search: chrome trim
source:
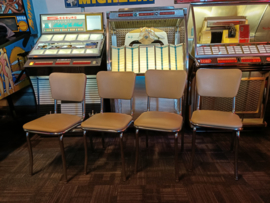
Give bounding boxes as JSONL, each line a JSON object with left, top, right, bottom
{"left": 54, "top": 100, "right": 57, "bottom": 114}
{"left": 232, "top": 97, "right": 236, "bottom": 114}
{"left": 180, "top": 98, "right": 182, "bottom": 116}
{"left": 190, "top": 122, "right": 243, "bottom": 131}
{"left": 168, "top": 44, "right": 171, "bottom": 70}
{"left": 138, "top": 45, "right": 141, "bottom": 73}
{"left": 82, "top": 120, "right": 133, "bottom": 133}
{"left": 134, "top": 125, "right": 181, "bottom": 133}
{"left": 130, "top": 98, "right": 134, "bottom": 116}
{"left": 191, "top": 6, "right": 198, "bottom": 59}
{"left": 184, "top": 14, "right": 189, "bottom": 72}
{"left": 82, "top": 100, "right": 85, "bottom": 121}
{"left": 263, "top": 72, "right": 270, "bottom": 122}
{"left": 106, "top": 19, "right": 111, "bottom": 70}
{"left": 100, "top": 98, "right": 104, "bottom": 113}
{"left": 197, "top": 95, "right": 200, "bottom": 110}
{"left": 24, "top": 122, "right": 82, "bottom": 136}
{"left": 147, "top": 96, "right": 150, "bottom": 111}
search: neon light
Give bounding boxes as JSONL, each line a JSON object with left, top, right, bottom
{"left": 118, "top": 13, "right": 133, "bottom": 17}
{"left": 217, "top": 58, "right": 237, "bottom": 63}
{"left": 160, "top": 12, "right": 175, "bottom": 15}
{"left": 241, "top": 57, "right": 261, "bottom": 63}
{"left": 139, "top": 13, "right": 154, "bottom": 16}
{"left": 200, "top": 59, "right": 212, "bottom": 64}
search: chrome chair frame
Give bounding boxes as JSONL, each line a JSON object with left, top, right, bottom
{"left": 134, "top": 96, "right": 184, "bottom": 182}
{"left": 82, "top": 98, "right": 134, "bottom": 182}
{"left": 25, "top": 99, "right": 85, "bottom": 182}
{"left": 190, "top": 95, "right": 243, "bottom": 180}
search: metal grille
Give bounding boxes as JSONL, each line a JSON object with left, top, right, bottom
{"left": 30, "top": 76, "right": 100, "bottom": 116}
{"left": 112, "top": 27, "right": 177, "bottom": 47}
{"left": 112, "top": 19, "right": 182, "bottom": 29}
{"left": 201, "top": 79, "right": 264, "bottom": 114}
{"left": 109, "top": 19, "right": 186, "bottom": 47}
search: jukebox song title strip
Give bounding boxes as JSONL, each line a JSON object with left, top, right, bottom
{"left": 65, "top": 0, "right": 155, "bottom": 8}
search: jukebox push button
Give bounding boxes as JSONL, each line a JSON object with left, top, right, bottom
{"left": 73, "top": 61, "right": 91, "bottom": 65}
{"left": 34, "top": 61, "right": 54, "bottom": 65}
{"left": 241, "top": 57, "right": 261, "bottom": 63}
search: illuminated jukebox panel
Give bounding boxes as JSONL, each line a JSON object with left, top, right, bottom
{"left": 111, "top": 44, "right": 184, "bottom": 73}
{"left": 107, "top": 7, "right": 189, "bottom": 74}
{"left": 25, "top": 13, "right": 106, "bottom": 117}
{"left": 106, "top": 7, "right": 189, "bottom": 118}
{"left": 185, "top": 1, "right": 270, "bottom": 127}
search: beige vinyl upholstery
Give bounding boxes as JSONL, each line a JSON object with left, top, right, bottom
{"left": 82, "top": 71, "right": 136, "bottom": 181}
{"left": 191, "top": 110, "right": 242, "bottom": 129}
{"left": 24, "top": 72, "right": 87, "bottom": 183}
{"left": 190, "top": 69, "right": 243, "bottom": 180}
{"left": 23, "top": 114, "right": 81, "bottom": 133}
{"left": 134, "top": 111, "right": 183, "bottom": 131}
{"left": 196, "top": 69, "right": 242, "bottom": 98}
{"left": 81, "top": 113, "right": 132, "bottom": 131}
{"left": 97, "top": 71, "right": 136, "bottom": 100}
{"left": 49, "top": 73, "right": 86, "bottom": 102}
{"left": 134, "top": 70, "right": 187, "bottom": 182}
{"left": 145, "top": 70, "right": 187, "bottom": 99}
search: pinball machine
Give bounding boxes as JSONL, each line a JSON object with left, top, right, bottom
{"left": 0, "top": 0, "right": 37, "bottom": 117}
{"left": 106, "top": 7, "right": 189, "bottom": 118}
{"left": 184, "top": 0, "right": 270, "bottom": 127}
{"left": 24, "top": 13, "right": 107, "bottom": 117}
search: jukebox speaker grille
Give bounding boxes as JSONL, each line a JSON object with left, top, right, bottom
{"left": 201, "top": 79, "right": 264, "bottom": 114}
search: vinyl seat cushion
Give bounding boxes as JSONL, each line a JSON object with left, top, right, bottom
{"left": 23, "top": 114, "right": 82, "bottom": 133}
{"left": 134, "top": 111, "right": 183, "bottom": 131}
{"left": 81, "top": 113, "right": 133, "bottom": 132}
{"left": 191, "top": 110, "right": 242, "bottom": 129}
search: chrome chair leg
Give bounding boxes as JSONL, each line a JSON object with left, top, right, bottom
{"left": 26, "top": 132, "right": 33, "bottom": 175}
{"left": 102, "top": 132, "right": 105, "bottom": 149}
{"left": 59, "top": 134, "right": 67, "bottom": 182}
{"left": 175, "top": 132, "right": 179, "bottom": 182}
{"left": 89, "top": 133, "right": 94, "bottom": 152}
{"left": 181, "top": 130, "right": 184, "bottom": 152}
{"left": 83, "top": 131, "right": 88, "bottom": 175}
{"left": 135, "top": 129, "right": 139, "bottom": 174}
{"left": 230, "top": 131, "right": 235, "bottom": 151}
{"left": 190, "top": 127, "right": 196, "bottom": 171}
{"left": 235, "top": 131, "right": 240, "bottom": 181}
{"left": 120, "top": 132, "right": 126, "bottom": 181}
{"left": 146, "top": 130, "right": 149, "bottom": 148}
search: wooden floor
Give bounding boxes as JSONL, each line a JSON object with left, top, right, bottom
{"left": 0, "top": 119, "right": 270, "bottom": 203}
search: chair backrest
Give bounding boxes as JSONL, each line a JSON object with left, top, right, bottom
{"left": 196, "top": 69, "right": 242, "bottom": 98}
{"left": 97, "top": 71, "right": 136, "bottom": 100}
{"left": 145, "top": 70, "right": 187, "bottom": 99}
{"left": 49, "top": 73, "right": 86, "bottom": 102}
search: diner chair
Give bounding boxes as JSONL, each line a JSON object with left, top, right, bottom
{"left": 134, "top": 70, "right": 187, "bottom": 182}
{"left": 82, "top": 71, "right": 136, "bottom": 182}
{"left": 190, "top": 69, "right": 243, "bottom": 180}
{"left": 23, "top": 73, "right": 86, "bottom": 182}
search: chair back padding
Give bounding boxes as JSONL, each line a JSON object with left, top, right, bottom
{"left": 49, "top": 73, "right": 86, "bottom": 102}
{"left": 145, "top": 70, "right": 187, "bottom": 99}
{"left": 196, "top": 69, "right": 242, "bottom": 98}
{"left": 97, "top": 71, "right": 136, "bottom": 100}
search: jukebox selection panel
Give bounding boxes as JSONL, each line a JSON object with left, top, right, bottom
{"left": 197, "top": 44, "right": 270, "bottom": 55}
{"left": 29, "top": 33, "right": 103, "bottom": 56}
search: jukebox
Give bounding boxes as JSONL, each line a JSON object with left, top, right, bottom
{"left": 106, "top": 7, "right": 189, "bottom": 118}
{"left": 24, "top": 13, "right": 107, "bottom": 117}
{"left": 185, "top": 1, "right": 270, "bottom": 127}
